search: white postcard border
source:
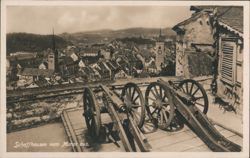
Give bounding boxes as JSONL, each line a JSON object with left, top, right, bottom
{"left": 1, "top": 1, "right": 249, "bottom": 158}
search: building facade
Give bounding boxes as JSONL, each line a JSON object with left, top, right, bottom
{"left": 173, "top": 6, "right": 244, "bottom": 114}
{"left": 173, "top": 11, "right": 214, "bottom": 77}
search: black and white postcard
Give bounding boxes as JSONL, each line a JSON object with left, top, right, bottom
{"left": 1, "top": 1, "right": 249, "bottom": 158}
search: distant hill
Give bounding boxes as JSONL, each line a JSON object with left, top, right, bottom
{"left": 116, "top": 37, "right": 155, "bottom": 45}
{"left": 7, "top": 28, "right": 176, "bottom": 54}
{"left": 7, "top": 33, "right": 72, "bottom": 55}
{"left": 59, "top": 27, "right": 176, "bottom": 45}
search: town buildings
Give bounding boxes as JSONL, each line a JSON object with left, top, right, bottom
{"left": 6, "top": 26, "right": 177, "bottom": 91}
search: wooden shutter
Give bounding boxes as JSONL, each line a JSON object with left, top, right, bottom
{"left": 220, "top": 40, "right": 236, "bottom": 84}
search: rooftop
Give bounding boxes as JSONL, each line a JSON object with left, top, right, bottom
{"left": 173, "top": 6, "right": 243, "bottom": 36}
{"left": 191, "top": 6, "right": 243, "bottom": 34}
{"left": 18, "top": 68, "right": 54, "bottom": 77}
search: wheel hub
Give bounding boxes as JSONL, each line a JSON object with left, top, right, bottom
{"left": 152, "top": 97, "right": 164, "bottom": 109}
{"left": 124, "top": 96, "right": 133, "bottom": 111}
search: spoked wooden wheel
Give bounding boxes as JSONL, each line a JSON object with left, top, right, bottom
{"left": 83, "top": 87, "right": 101, "bottom": 137}
{"left": 165, "top": 110, "right": 184, "bottom": 132}
{"left": 178, "top": 79, "right": 209, "bottom": 114}
{"left": 145, "top": 82, "right": 175, "bottom": 130}
{"left": 121, "top": 82, "right": 145, "bottom": 128}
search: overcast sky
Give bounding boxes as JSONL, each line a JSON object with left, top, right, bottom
{"left": 7, "top": 6, "right": 191, "bottom": 34}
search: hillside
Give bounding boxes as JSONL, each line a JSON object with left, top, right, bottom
{"left": 60, "top": 27, "right": 176, "bottom": 45}
{"left": 7, "top": 28, "right": 176, "bottom": 54}
{"left": 7, "top": 33, "right": 71, "bottom": 54}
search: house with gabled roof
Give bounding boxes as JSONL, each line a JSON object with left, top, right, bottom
{"left": 173, "top": 6, "right": 243, "bottom": 114}
{"left": 172, "top": 9, "right": 214, "bottom": 77}
{"left": 197, "top": 6, "right": 243, "bottom": 115}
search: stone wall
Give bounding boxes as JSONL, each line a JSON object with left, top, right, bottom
{"left": 182, "top": 13, "right": 214, "bottom": 45}
{"left": 7, "top": 94, "right": 83, "bottom": 132}
{"left": 184, "top": 52, "right": 213, "bottom": 78}
{"left": 6, "top": 76, "right": 215, "bottom": 133}
{"left": 175, "top": 12, "right": 214, "bottom": 77}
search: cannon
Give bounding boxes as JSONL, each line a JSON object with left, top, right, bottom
{"left": 82, "top": 83, "right": 151, "bottom": 152}
{"left": 145, "top": 78, "right": 241, "bottom": 152}
{"left": 82, "top": 78, "right": 241, "bottom": 152}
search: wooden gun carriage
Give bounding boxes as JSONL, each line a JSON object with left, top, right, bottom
{"left": 83, "top": 78, "right": 242, "bottom": 152}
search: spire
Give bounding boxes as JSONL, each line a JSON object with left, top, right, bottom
{"left": 51, "top": 28, "right": 59, "bottom": 73}
{"left": 52, "top": 28, "right": 56, "bottom": 51}
{"left": 159, "top": 28, "right": 162, "bottom": 38}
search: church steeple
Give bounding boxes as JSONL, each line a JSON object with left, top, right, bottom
{"left": 48, "top": 28, "right": 59, "bottom": 73}
{"left": 52, "top": 28, "right": 56, "bottom": 51}
{"left": 157, "top": 28, "right": 164, "bottom": 42}
{"left": 159, "top": 28, "right": 162, "bottom": 38}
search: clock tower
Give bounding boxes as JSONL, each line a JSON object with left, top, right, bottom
{"left": 155, "top": 29, "right": 165, "bottom": 71}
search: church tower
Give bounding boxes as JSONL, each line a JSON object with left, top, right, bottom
{"left": 47, "top": 29, "right": 59, "bottom": 72}
{"left": 47, "top": 48, "right": 55, "bottom": 70}
{"left": 155, "top": 28, "right": 165, "bottom": 71}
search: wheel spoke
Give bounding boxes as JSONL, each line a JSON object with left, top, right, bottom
{"left": 160, "top": 110, "right": 163, "bottom": 123}
{"left": 189, "top": 83, "right": 194, "bottom": 94}
{"left": 160, "top": 86, "right": 163, "bottom": 98}
{"left": 131, "top": 104, "right": 141, "bottom": 108}
{"left": 162, "top": 101, "right": 169, "bottom": 105}
{"left": 148, "top": 96, "right": 156, "bottom": 102}
{"left": 162, "top": 93, "right": 167, "bottom": 101}
{"left": 162, "top": 106, "right": 169, "bottom": 112}
{"left": 133, "top": 94, "right": 140, "bottom": 103}
{"left": 181, "top": 87, "right": 185, "bottom": 93}
{"left": 131, "top": 108, "right": 141, "bottom": 119}
{"left": 162, "top": 110, "right": 168, "bottom": 122}
{"left": 150, "top": 89, "right": 157, "bottom": 98}
{"left": 131, "top": 88, "right": 136, "bottom": 101}
{"left": 194, "top": 96, "right": 204, "bottom": 101}
{"left": 128, "top": 87, "right": 132, "bottom": 98}
{"left": 192, "top": 87, "right": 199, "bottom": 96}
{"left": 185, "top": 82, "right": 189, "bottom": 94}
{"left": 150, "top": 108, "right": 158, "bottom": 115}
{"left": 125, "top": 90, "right": 131, "bottom": 100}
{"left": 195, "top": 102, "right": 205, "bottom": 107}
{"left": 153, "top": 86, "right": 160, "bottom": 98}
